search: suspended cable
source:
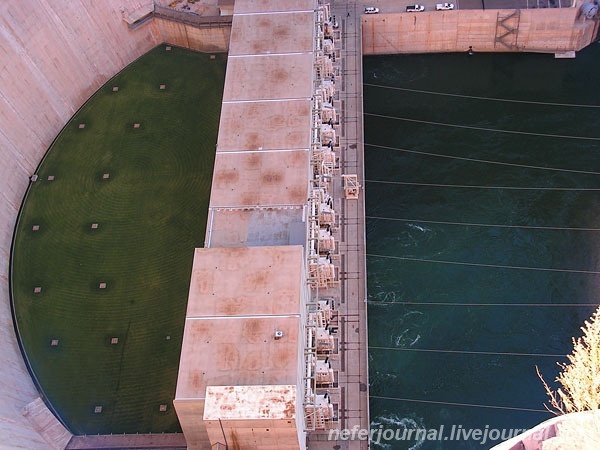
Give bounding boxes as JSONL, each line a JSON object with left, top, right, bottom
{"left": 366, "top": 179, "right": 600, "bottom": 191}
{"left": 368, "top": 300, "right": 598, "bottom": 308}
{"left": 369, "top": 346, "right": 567, "bottom": 358}
{"left": 365, "top": 143, "right": 600, "bottom": 176}
{"left": 370, "top": 396, "right": 549, "bottom": 413}
{"left": 366, "top": 216, "right": 600, "bottom": 232}
{"left": 363, "top": 83, "right": 600, "bottom": 108}
{"left": 364, "top": 113, "right": 600, "bottom": 141}
{"left": 367, "top": 253, "right": 600, "bottom": 275}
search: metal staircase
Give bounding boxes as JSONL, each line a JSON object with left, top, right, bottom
{"left": 495, "top": 10, "right": 521, "bottom": 49}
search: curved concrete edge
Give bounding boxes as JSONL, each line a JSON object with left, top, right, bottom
{"left": 22, "top": 398, "right": 72, "bottom": 450}
{"left": 0, "top": 1, "right": 229, "bottom": 448}
{"left": 489, "top": 410, "right": 600, "bottom": 450}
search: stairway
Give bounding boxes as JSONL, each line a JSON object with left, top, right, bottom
{"left": 495, "top": 10, "right": 521, "bottom": 49}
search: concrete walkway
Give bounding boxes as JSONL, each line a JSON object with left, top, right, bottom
{"left": 308, "top": 1, "right": 370, "bottom": 448}
{"left": 66, "top": 433, "right": 186, "bottom": 449}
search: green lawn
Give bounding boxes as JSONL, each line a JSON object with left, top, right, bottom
{"left": 11, "top": 45, "right": 226, "bottom": 434}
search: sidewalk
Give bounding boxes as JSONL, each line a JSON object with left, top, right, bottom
{"left": 308, "top": 1, "right": 370, "bottom": 448}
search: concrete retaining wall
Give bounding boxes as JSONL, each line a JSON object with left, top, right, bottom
{"left": 0, "top": 1, "right": 229, "bottom": 448}
{"left": 153, "top": 18, "right": 231, "bottom": 52}
{"left": 489, "top": 410, "right": 600, "bottom": 449}
{"left": 362, "top": 7, "right": 598, "bottom": 54}
{"left": 1, "top": 1, "right": 596, "bottom": 447}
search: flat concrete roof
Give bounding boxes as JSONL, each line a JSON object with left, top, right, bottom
{"left": 222, "top": 53, "right": 314, "bottom": 101}
{"left": 233, "top": 0, "right": 315, "bottom": 14}
{"left": 175, "top": 3, "right": 316, "bottom": 441}
{"left": 175, "top": 246, "right": 304, "bottom": 401}
{"left": 175, "top": 316, "right": 300, "bottom": 399}
{"left": 217, "top": 100, "right": 311, "bottom": 151}
{"left": 206, "top": 0, "right": 315, "bottom": 248}
{"left": 230, "top": 12, "right": 314, "bottom": 55}
{"left": 207, "top": 208, "right": 305, "bottom": 248}
{"left": 209, "top": 150, "right": 309, "bottom": 207}
{"left": 186, "top": 246, "right": 303, "bottom": 317}
{"left": 204, "top": 385, "right": 297, "bottom": 420}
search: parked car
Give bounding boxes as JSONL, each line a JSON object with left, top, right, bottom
{"left": 436, "top": 2, "right": 455, "bottom": 9}
{"left": 406, "top": 4, "right": 425, "bottom": 11}
{"left": 364, "top": 7, "right": 380, "bottom": 14}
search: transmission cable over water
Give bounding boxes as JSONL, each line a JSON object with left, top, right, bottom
{"left": 367, "top": 253, "right": 600, "bottom": 275}
{"left": 367, "top": 215, "right": 600, "bottom": 232}
{"left": 366, "top": 180, "right": 600, "bottom": 191}
{"left": 365, "top": 113, "right": 600, "bottom": 141}
{"left": 368, "top": 300, "right": 598, "bottom": 307}
{"left": 370, "top": 396, "right": 549, "bottom": 413}
{"left": 365, "top": 143, "right": 600, "bottom": 176}
{"left": 369, "top": 346, "right": 567, "bottom": 358}
{"left": 364, "top": 83, "right": 600, "bottom": 108}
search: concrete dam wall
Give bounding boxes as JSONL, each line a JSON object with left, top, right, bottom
{"left": 1, "top": 0, "right": 596, "bottom": 448}
{"left": 363, "top": 6, "right": 598, "bottom": 54}
{"left": 0, "top": 1, "right": 228, "bottom": 448}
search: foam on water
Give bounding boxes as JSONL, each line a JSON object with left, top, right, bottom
{"left": 371, "top": 413, "right": 427, "bottom": 450}
{"left": 407, "top": 223, "right": 431, "bottom": 233}
{"left": 366, "top": 46, "right": 600, "bottom": 449}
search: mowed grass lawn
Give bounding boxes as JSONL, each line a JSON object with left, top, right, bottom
{"left": 11, "top": 45, "right": 226, "bottom": 435}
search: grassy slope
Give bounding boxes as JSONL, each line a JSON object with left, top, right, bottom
{"left": 12, "top": 45, "right": 226, "bottom": 434}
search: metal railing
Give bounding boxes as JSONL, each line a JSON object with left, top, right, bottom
{"left": 125, "top": 3, "right": 232, "bottom": 30}
{"left": 153, "top": 4, "right": 232, "bottom": 28}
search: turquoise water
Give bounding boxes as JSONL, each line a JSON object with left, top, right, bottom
{"left": 365, "top": 44, "right": 600, "bottom": 449}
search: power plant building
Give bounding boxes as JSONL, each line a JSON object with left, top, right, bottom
{"left": 5, "top": 0, "right": 596, "bottom": 447}
{"left": 174, "top": 1, "right": 342, "bottom": 448}
{"left": 174, "top": 246, "right": 307, "bottom": 449}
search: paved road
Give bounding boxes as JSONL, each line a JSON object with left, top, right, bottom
{"left": 307, "top": 1, "right": 370, "bottom": 449}
{"left": 356, "top": 0, "right": 571, "bottom": 13}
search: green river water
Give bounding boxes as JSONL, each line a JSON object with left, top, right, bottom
{"left": 364, "top": 43, "right": 600, "bottom": 449}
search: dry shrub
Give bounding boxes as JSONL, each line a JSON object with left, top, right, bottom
{"left": 537, "top": 306, "right": 600, "bottom": 414}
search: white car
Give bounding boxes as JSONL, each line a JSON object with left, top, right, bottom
{"left": 405, "top": 4, "right": 425, "bottom": 11}
{"left": 436, "top": 2, "right": 455, "bottom": 9}
{"left": 364, "top": 7, "right": 380, "bottom": 14}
